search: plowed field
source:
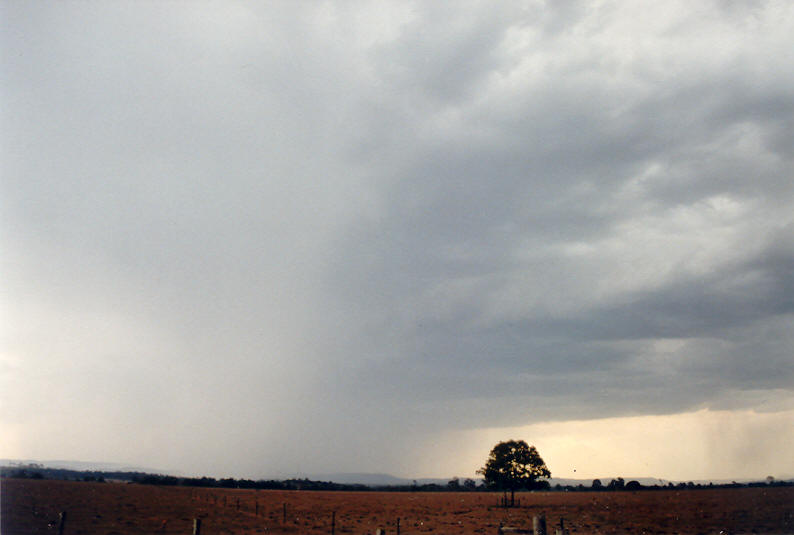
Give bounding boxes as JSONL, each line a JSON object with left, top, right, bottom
{"left": 2, "top": 479, "right": 792, "bottom": 534}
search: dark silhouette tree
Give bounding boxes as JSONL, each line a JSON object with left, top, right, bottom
{"left": 477, "top": 439, "right": 551, "bottom": 506}
{"left": 591, "top": 478, "right": 603, "bottom": 490}
{"left": 625, "top": 480, "right": 642, "bottom": 491}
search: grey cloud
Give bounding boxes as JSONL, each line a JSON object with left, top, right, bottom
{"left": 318, "top": 0, "right": 794, "bottom": 437}
{"left": 371, "top": 3, "right": 519, "bottom": 103}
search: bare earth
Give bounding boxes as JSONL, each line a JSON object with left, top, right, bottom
{"left": 2, "top": 479, "right": 792, "bottom": 534}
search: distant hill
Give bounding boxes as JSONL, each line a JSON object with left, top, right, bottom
{"left": 0, "top": 459, "right": 177, "bottom": 475}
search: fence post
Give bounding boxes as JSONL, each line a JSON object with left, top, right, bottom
{"left": 331, "top": 511, "right": 335, "bottom": 535}
{"left": 397, "top": 517, "right": 400, "bottom": 535}
{"left": 555, "top": 517, "right": 565, "bottom": 535}
{"left": 236, "top": 498, "right": 240, "bottom": 511}
{"left": 533, "top": 514, "right": 546, "bottom": 535}
{"left": 256, "top": 501, "right": 259, "bottom": 516}
{"left": 57, "top": 511, "right": 67, "bottom": 535}
{"left": 193, "top": 518, "right": 202, "bottom": 535}
{"left": 283, "top": 502, "right": 287, "bottom": 523}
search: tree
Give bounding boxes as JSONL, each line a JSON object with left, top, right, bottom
{"left": 625, "top": 480, "right": 642, "bottom": 491}
{"left": 591, "top": 478, "right": 603, "bottom": 490}
{"left": 477, "top": 440, "right": 551, "bottom": 506}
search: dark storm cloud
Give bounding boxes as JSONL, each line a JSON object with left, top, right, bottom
{"left": 2, "top": 1, "right": 793, "bottom": 477}
{"left": 319, "top": 0, "right": 794, "bottom": 434}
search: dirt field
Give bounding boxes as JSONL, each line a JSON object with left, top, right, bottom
{"left": 2, "top": 479, "right": 792, "bottom": 535}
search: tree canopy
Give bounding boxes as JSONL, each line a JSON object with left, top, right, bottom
{"left": 477, "top": 440, "right": 551, "bottom": 496}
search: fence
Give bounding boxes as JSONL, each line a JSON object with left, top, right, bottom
{"left": 49, "top": 507, "right": 565, "bottom": 535}
{"left": 499, "top": 515, "right": 569, "bottom": 535}
{"left": 31, "top": 485, "right": 572, "bottom": 535}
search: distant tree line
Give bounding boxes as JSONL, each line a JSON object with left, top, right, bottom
{"left": 131, "top": 474, "right": 374, "bottom": 491}
{"left": 2, "top": 464, "right": 791, "bottom": 491}
{"left": 551, "top": 477, "right": 794, "bottom": 492}
{"left": 124, "top": 475, "right": 482, "bottom": 492}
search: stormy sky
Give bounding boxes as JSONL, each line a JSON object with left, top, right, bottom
{"left": 2, "top": 1, "right": 793, "bottom": 481}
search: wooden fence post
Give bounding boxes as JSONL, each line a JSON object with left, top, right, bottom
{"left": 236, "top": 498, "right": 240, "bottom": 511}
{"left": 193, "top": 518, "right": 202, "bottom": 535}
{"left": 331, "top": 511, "right": 336, "bottom": 535}
{"left": 57, "top": 511, "right": 67, "bottom": 535}
{"left": 283, "top": 502, "right": 287, "bottom": 523}
{"left": 533, "top": 514, "right": 546, "bottom": 535}
{"left": 397, "top": 517, "right": 400, "bottom": 535}
{"left": 555, "top": 517, "right": 565, "bottom": 535}
{"left": 255, "top": 501, "right": 259, "bottom": 516}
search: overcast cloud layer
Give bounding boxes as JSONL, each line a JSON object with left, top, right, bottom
{"left": 2, "top": 1, "right": 793, "bottom": 479}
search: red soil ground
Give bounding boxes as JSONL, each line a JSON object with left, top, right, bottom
{"left": 1, "top": 479, "right": 792, "bottom": 535}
